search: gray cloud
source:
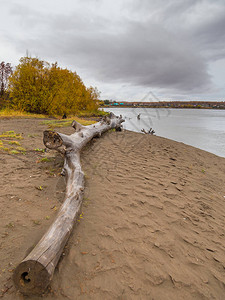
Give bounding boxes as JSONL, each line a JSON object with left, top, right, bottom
{"left": 129, "top": 0, "right": 225, "bottom": 61}
{"left": 2, "top": 0, "right": 225, "bottom": 100}
{"left": 192, "top": 13, "right": 225, "bottom": 61}
{"left": 8, "top": 3, "right": 211, "bottom": 93}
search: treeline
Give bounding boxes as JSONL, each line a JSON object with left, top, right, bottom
{"left": 7, "top": 56, "right": 100, "bottom": 115}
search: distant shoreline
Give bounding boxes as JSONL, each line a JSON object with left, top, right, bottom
{"left": 101, "top": 101, "right": 225, "bottom": 109}
{"left": 102, "top": 106, "right": 225, "bottom": 109}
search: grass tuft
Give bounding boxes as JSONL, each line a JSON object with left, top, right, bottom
{"left": 39, "top": 157, "right": 53, "bottom": 163}
{"left": 7, "top": 141, "right": 21, "bottom": 146}
{"left": 0, "top": 132, "right": 26, "bottom": 154}
{"left": 77, "top": 110, "right": 108, "bottom": 117}
{"left": 35, "top": 148, "right": 45, "bottom": 153}
{"left": 0, "top": 131, "right": 23, "bottom": 139}
{"left": 41, "top": 117, "right": 95, "bottom": 129}
{"left": 0, "top": 146, "right": 9, "bottom": 152}
{"left": 10, "top": 150, "right": 20, "bottom": 155}
{"left": 6, "top": 222, "right": 15, "bottom": 228}
{"left": 16, "top": 146, "right": 26, "bottom": 152}
{"left": 33, "top": 220, "right": 41, "bottom": 225}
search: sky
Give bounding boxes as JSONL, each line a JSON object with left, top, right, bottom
{"left": 1, "top": 0, "right": 225, "bottom": 102}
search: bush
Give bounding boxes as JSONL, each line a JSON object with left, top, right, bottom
{"left": 8, "top": 56, "right": 100, "bottom": 115}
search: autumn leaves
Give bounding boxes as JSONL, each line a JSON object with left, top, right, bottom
{"left": 8, "top": 56, "right": 100, "bottom": 115}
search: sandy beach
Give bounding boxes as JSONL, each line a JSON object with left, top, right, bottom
{"left": 0, "top": 118, "right": 225, "bottom": 299}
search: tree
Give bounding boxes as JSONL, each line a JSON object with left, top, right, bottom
{"left": 104, "top": 99, "right": 110, "bottom": 105}
{"left": 8, "top": 57, "right": 50, "bottom": 112}
{"left": 8, "top": 56, "right": 100, "bottom": 115}
{"left": 0, "top": 61, "right": 13, "bottom": 96}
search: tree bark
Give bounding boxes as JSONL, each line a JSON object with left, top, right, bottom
{"left": 13, "top": 113, "right": 124, "bottom": 296}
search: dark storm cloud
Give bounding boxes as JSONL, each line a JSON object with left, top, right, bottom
{"left": 7, "top": 0, "right": 225, "bottom": 95}
{"left": 131, "top": 0, "right": 225, "bottom": 61}
{"left": 65, "top": 20, "right": 210, "bottom": 92}
{"left": 191, "top": 13, "right": 225, "bottom": 61}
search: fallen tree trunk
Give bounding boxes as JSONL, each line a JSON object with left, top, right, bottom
{"left": 13, "top": 113, "right": 124, "bottom": 296}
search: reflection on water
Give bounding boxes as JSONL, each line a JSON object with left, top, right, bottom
{"left": 104, "top": 107, "right": 225, "bottom": 158}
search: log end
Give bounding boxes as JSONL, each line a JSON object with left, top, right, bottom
{"left": 13, "top": 260, "right": 51, "bottom": 296}
{"left": 43, "top": 130, "right": 63, "bottom": 149}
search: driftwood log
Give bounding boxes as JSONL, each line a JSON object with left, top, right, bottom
{"left": 141, "top": 128, "right": 155, "bottom": 135}
{"left": 13, "top": 113, "right": 124, "bottom": 296}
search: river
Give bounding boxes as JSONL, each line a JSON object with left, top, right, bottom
{"left": 103, "top": 107, "right": 225, "bottom": 158}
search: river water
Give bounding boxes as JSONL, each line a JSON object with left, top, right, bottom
{"left": 103, "top": 107, "right": 225, "bottom": 158}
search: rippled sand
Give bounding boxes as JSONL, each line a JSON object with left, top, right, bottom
{"left": 0, "top": 119, "right": 224, "bottom": 299}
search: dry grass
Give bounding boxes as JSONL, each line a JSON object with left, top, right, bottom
{"left": 7, "top": 140, "right": 21, "bottom": 146}
{"left": 0, "top": 130, "right": 26, "bottom": 154}
{"left": 0, "top": 109, "right": 98, "bottom": 131}
{"left": 0, "top": 108, "right": 107, "bottom": 119}
{"left": 0, "top": 108, "right": 47, "bottom": 119}
{"left": 40, "top": 118, "right": 96, "bottom": 129}
{"left": 0, "top": 130, "right": 23, "bottom": 139}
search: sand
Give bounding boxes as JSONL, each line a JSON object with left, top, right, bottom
{"left": 0, "top": 118, "right": 225, "bottom": 299}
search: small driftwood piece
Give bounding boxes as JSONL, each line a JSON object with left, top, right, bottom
{"left": 141, "top": 128, "right": 155, "bottom": 135}
{"left": 13, "top": 113, "right": 124, "bottom": 296}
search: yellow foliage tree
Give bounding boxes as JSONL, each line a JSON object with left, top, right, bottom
{"left": 8, "top": 56, "right": 100, "bottom": 115}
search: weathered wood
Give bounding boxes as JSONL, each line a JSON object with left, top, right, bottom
{"left": 13, "top": 113, "right": 124, "bottom": 296}
{"left": 141, "top": 128, "right": 155, "bottom": 135}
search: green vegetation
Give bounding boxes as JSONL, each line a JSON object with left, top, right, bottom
{"left": 40, "top": 118, "right": 95, "bottom": 129}
{"left": 0, "top": 130, "right": 26, "bottom": 154}
{"left": 39, "top": 157, "right": 53, "bottom": 163}
{"left": 6, "top": 222, "right": 14, "bottom": 228}
{"left": 83, "top": 197, "right": 91, "bottom": 207}
{"left": 46, "top": 168, "right": 57, "bottom": 176}
{"left": 34, "top": 148, "right": 45, "bottom": 153}
{"left": 16, "top": 146, "right": 26, "bottom": 152}
{"left": 33, "top": 220, "right": 41, "bottom": 225}
{"left": 8, "top": 56, "right": 100, "bottom": 116}
{"left": 0, "top": 146, "right": 9, "bottom": 152}
{"left": 7, "top": 141, "right": 21, "bottom": 146}
{"left": 104, "top": 100, "right": 110, "bottom": 105}
{"left": 0, "top": 108, "right": 47, "bottom": 118}
{"left": 0, "top": 130, "right": 23, "bottom": 139}
{"left": 77, "top": 109, "right": 107, "bottom": 117}
{"left": 36, "top": 186, "right": 44, "bottom": 191}
{"left": 10, "top": 150, "right": 20, "bottom": 155}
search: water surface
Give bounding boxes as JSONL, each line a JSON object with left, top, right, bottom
{"left": 104, "top": 107, "right": 225, "bottom": 158}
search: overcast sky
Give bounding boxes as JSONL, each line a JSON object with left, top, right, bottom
{"left": 1, "top": 0, "right": 225, "bottom": 101}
